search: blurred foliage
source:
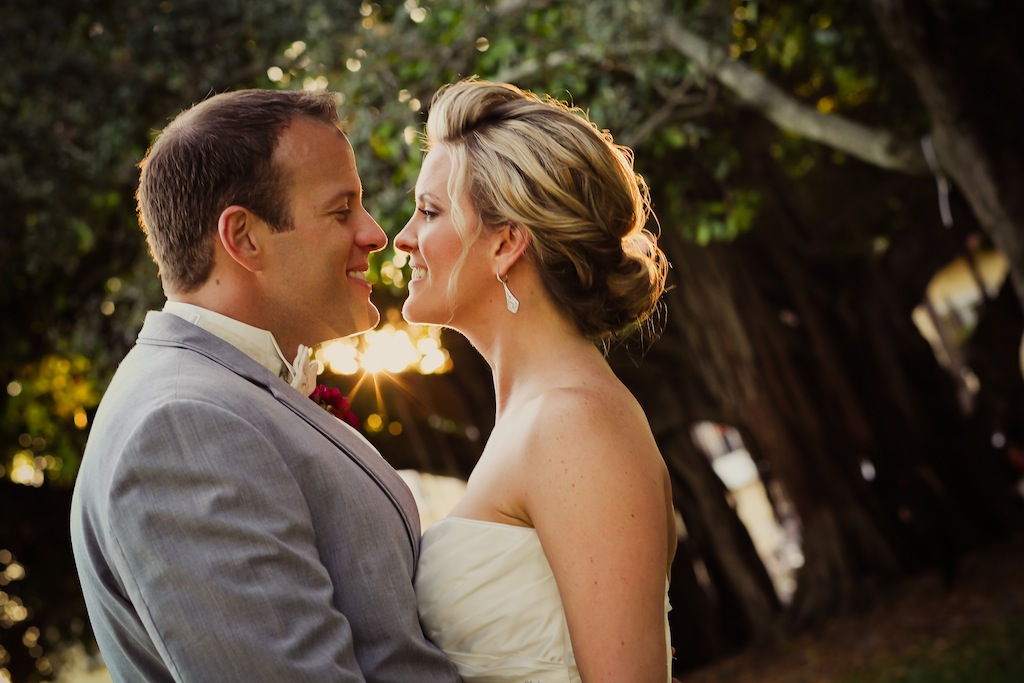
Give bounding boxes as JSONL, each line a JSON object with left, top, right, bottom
{"left": 0, "top": 0, "right": 925, "bottom": 480}
{"left": 3, "top": 355, "right": 100, "bottom": 487}
{"left": 293, "top": 0, "right": 923, "bottom": 262}
{"left": 1, "top": 0, "right": 362, "bottom": 481}
{"left": 0, "top": 0, "right": 1010, "bottom": 680}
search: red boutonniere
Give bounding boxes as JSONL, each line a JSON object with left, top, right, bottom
{"left": 309, "top": 384, "right": 360, "bottom": 429}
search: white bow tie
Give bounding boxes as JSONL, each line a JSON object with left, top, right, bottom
{"left": 285, "top": 345, "right": 322, "bottom": 396}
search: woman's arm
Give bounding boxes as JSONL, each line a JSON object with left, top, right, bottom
{"left": 522, "top": 388, "right": 673, "bottom": 683}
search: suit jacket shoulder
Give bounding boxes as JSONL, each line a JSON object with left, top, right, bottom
{"left": 71, "top": 311, "right": 459, "bottom": 682}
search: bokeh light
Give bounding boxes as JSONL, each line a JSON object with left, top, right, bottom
{"left": 10, "top": 452, "right": 43, "bottom": 487}
{"left": 0, "top": 550, "right": 28, "bottom": 628}
{"left": 317, "top": 321, "right": 451, "bottom": 377}
{"left": 365, "top": 414, "right": 384, "bottom": 432}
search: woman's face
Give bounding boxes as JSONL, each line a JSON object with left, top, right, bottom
{"left": 394, "top": 145, "right": 495, "bottom": 327}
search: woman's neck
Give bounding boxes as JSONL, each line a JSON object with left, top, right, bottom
{"left": 482, "top": 316, "right": 604, "bottom": 419}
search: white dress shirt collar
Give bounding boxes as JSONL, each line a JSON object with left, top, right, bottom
{"left": 162, "top": 301, "right": 318, "bottom": 394}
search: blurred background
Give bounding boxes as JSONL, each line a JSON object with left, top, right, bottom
{"left": 3, "top": 0, "right": 1024, "bottom": 681}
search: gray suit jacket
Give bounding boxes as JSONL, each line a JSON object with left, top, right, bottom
{"left": 71, "top": 312, "right": 460, "bottom": 682}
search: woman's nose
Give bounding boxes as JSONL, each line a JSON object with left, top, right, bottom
{"left": 394, "top": 219, "right": 416, "bottom": 253}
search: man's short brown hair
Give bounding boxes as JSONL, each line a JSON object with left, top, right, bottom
{"left": 137, "top": 89, "right": 341, "bottom": 293}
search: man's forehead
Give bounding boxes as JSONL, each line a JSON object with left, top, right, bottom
{"left": 276, "top": 117, "right": 349, "bottom": 156}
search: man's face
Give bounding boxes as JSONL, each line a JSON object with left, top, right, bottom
{"left": 260, "top": 117, "right": 386, "bottom": 350}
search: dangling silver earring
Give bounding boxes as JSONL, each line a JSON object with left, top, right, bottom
{"left": 497, "top": 273, "right": 520, "bottom": 314}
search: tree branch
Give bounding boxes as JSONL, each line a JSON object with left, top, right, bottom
{"left": 659, "top": 16, "right": 929, "bottom": 175}
{"left": 621, "top": 76, "right": 709, "bottom": 149}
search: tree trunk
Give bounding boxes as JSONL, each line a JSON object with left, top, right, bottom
{"left": 871, "top": 0, "right": 1024, "bottom": 310}
{"left": 612, "top": 231, "right": 786, "bottom": 649}
{"left": 731, "top": 231, "right": 905, "bottom": 624}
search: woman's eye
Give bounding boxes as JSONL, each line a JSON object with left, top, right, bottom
{"left": 418, "top": 207, "right": 438, "bottom": 220}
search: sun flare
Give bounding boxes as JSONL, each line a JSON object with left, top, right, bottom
{"left": 316, "top": 321, "right": 451, "bottom": 377}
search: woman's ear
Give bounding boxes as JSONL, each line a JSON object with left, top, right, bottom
{"left": 217, "top": 206, "right": 263, "bottom": 272}
{"left": 492, "top": 222, "right": 530, "bottom": 276}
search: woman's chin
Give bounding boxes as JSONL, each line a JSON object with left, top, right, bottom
{"left": 401, "top": 299, "right": 441, "bottom": 327}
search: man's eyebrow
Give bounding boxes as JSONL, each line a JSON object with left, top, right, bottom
{"left": 322, "top": 188, "right": 359, "bottom": 208}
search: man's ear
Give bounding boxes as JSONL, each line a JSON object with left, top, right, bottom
{"left": 217, "top": 206, "right": 263, "bottom": 272}
{"left": 492, "top": 222, "right": 530, "bottom": 276}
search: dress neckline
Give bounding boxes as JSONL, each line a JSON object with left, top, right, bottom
{"left": 432, "top": 516, "right": 536, "bottom": 532}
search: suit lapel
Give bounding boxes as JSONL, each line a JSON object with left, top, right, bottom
{"left": 134, "top": 312, "right": 421, "bottom": 559}
{"left": 270, "top": 382, "right": 422, "bottom": 559}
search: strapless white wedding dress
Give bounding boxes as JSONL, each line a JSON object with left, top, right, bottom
{"left": 415, "top": 517, "right": 671, "bottom": 683}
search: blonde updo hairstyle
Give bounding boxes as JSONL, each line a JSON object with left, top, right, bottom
{"left": 425, "top": 78, "right": 667, "bottom": 346}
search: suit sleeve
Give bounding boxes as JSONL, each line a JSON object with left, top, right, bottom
{"left": 106, "top": 399, "right": 364, "bottom": 682}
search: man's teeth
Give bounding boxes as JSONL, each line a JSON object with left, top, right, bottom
{"left": 347, "top": 270, "right": 365, "bottom": 279}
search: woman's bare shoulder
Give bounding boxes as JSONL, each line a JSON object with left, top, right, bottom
{"left": 520, "top": 378, "right": 663, "bottom": 489}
